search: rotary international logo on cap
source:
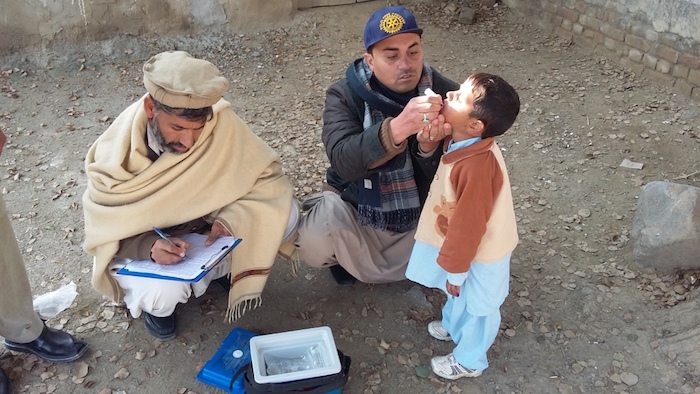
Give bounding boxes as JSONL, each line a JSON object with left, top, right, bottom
{"left": 363, "top": 6, "right": 423, "bottom": 50}
{"left": 379, "top": 12, "right": 405, "bottom": 34}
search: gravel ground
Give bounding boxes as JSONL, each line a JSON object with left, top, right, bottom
{"left": 1, "top": 1, "right": 699, "bottom": 393}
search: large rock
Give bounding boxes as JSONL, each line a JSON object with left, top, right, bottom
{"left": 631, "top": 181, "right": 700, "bottom": 270}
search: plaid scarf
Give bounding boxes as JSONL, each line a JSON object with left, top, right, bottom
{"left": 346, "top": 59, "right": 434, "bottom": 233}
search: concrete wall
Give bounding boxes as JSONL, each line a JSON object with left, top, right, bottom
{"left": 4, "top": 0, "right": 699, "bottom": 101}
{"left": 503, "top": 0, "right": 700, "bottom": 100}
{"left": 297, "top": 0, "right": 374, "bottom": 8}
{"left": 0, "top": 0, "right": 297, "bottom": 54}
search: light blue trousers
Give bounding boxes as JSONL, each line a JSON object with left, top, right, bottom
{"left": 440, "top": 256, "right": 510, "bottom": 371}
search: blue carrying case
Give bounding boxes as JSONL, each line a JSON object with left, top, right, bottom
{"left": 196, "top": 327, "right": 258, "bottom": 393}
{"left": 242, "top": 350, "right": 350, "bottom": 393}
{"left": 197, "top": 327, "right": 350, "bottom": 393}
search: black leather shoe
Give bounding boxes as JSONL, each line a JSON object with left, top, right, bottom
{"left": 212, "top": 276, "right": 231, "bottom": 291}
{"left": 144, "top": 312, "right": 177, "bottom": 340}
{"left": 329, "top": 264, "right": 356, "bottom": 286}
{"left": 0, "top": 368, "right": 12, "bottom": 394}
{"left": 3, "top": 325, "right": 88, "bottom": 363}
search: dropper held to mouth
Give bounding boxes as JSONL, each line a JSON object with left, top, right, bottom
{"left": 424, "top": 88, "right": 443, "bottom": 113}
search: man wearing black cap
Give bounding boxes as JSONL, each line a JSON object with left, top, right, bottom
{"left": 82, "top": 51, "right": 298, "bottom": 340}
{"left": 1, "top": 129, "right": 88, "bottom": 394}
{"left": 296, "top": 6, "right": 458, "bottom": 285}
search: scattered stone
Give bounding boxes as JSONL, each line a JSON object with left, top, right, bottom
{"left": 458, "top": 7, "right": 476, "bottom": 24}
{"left": 619, "top": 372, "right": 639, "bottom": 386}
{"left": 415, "top": 365, "right": 431, "bottom": 379}
{"left": 632, "top": 181, "right": 700, "bottom": 270}
{"left": 571, "top": 363, "right": 584, "bottom": 373}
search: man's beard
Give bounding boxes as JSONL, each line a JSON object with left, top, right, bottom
{"left": 148, "top": 116, "right": 186, "bottom": 155}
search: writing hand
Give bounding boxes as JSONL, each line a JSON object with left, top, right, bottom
{"left": 151, "top": 237, "right": 190, "bottom": 265}
{"left": 445, "top": 281, "right": 461, "bottom": 297}
{"left": 205, "top": 220, "right": 232, "bottom": 246}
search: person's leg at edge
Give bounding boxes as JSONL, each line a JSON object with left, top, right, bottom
{"left": 0, "top": 198, "right": 45, "bottom": 344}
{"left": 0, "top": 368, "right": 11, "bottom": 394}
{"left": 1, "top": 196, "right": 88, "bottom": 365}
{"left": 1, "top": 196, "right": 42, "bottom": 393}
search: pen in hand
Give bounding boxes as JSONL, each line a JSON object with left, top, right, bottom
{"left": 153, "top": 227, "right": 187, "bottom": 259}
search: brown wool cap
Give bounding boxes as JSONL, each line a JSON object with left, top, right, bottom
{"left": 142, "top": 51, "right": 229, "bottom": 109}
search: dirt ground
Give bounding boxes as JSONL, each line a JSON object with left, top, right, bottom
{"left": 1, "top": 1, "right": 700, "bottom": 393}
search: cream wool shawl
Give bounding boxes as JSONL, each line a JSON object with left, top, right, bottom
{"left": 82, "top": 95, "right": 293, "bottom": 321}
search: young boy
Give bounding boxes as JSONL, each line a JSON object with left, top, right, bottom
{"left": 405, "top": 73, "right": 520, "bottom": 380}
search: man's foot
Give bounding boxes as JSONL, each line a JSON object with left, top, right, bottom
{"left": 431, "top": 353, "right": 483, "bottom": 380}
{"left": 329, "top": 264, "right": 356, "bottom": 286}
{"left": 212, "top": 276, "right": 231, "bottom": 291}
{"left": 144, "top": 312, "right": 177, "bottom": 340}
{"left": 428, "top": 321, "right": 451, "bottom": 341}
{"left": 0, "top": 368, "right": 12, "bottom": 394}
{"left": 3, "top": 325, "right": 88, "bottom": 363}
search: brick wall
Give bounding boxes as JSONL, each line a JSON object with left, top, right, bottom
{"left": 502, "top": 0, "right": 700, "bottom": 101}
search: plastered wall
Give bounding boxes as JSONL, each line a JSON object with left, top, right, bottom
{"left": 3, "top": 0, "right": 699, "bottom": 101}
{"left": 0, "top": 0, "right": 297, "bottom": 54}
{"left": 503, "top": 0, "right": 700, "bottom": 100}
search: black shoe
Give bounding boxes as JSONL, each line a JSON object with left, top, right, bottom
{"left": 144, "top": 312, "right": 177, "bottom": 340}
{"left": 329, "top": 264, "right": 356, "bottom": 286}
{"left": 212, "top": 276, "right": 231, "bottom": 291}
{"left": 0, "top": 368, "right": 12, "bottom": 394}
{"left": 3, "top": 324, "right": 88, "bottom": 363}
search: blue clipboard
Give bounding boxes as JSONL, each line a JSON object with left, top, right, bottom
{"left": 117, "top": 236, "right": 242, "bottom": 282}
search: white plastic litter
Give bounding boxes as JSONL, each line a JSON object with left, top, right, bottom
{"left": 32, "top": 281, "right": 78, "bottom": 319}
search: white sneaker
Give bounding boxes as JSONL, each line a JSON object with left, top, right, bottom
{"left": 428, "top": 321, "right": 451, "bottom": 341}
{"left": 431, "top": 353, "right": 483, "bottom": 380}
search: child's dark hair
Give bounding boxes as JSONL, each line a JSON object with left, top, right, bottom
{"left": 469, "top": 73, "right": 520, "bottom": 138}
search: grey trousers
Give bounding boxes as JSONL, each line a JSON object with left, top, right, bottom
{"left": 295, "top": 191, "right": 413, "bottom": 283}
{"left": 0, "top": 196, "right": 44, "bottom": 343}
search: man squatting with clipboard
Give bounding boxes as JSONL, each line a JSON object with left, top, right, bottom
{"left": 82, "top": 51, "right": 299, "bottom": 340}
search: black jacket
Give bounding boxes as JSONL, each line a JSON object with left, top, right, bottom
{"left": 322, "top": 63, "right": 458, "bottom": 208}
